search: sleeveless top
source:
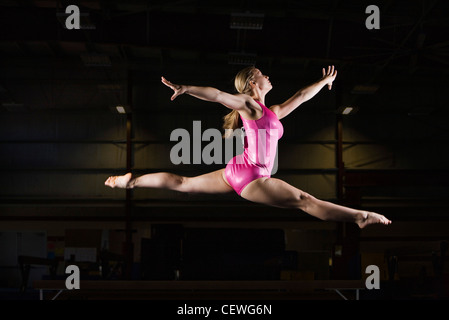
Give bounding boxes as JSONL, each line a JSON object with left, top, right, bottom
{"left": 239, "top": 100, "right": 284, "bottom": 174}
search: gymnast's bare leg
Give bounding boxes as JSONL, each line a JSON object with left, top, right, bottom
{"left": 239, "top": 177, "right": 391, "bottom": 229}
{"left": 105, "top": 171, "right": 390, "bottom": 229}
{"left": 105, "top": 169, "right": 233, "bottom": 194}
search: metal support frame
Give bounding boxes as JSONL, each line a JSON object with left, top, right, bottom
{"left": 328, "top": 288, "right": 360, "bottom": 300}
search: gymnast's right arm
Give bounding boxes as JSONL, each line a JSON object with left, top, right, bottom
{"left": 161, "top": 76, "right": 248, "bottom": 111}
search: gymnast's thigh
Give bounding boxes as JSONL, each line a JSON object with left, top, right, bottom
{"left": 240, "top": 177, "right": 307, "bottom": 209}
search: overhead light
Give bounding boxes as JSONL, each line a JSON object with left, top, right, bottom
{"left": 116, "top": 105, "right": 126, "bottom": 114}
{"left": 230, "top": 12, "right": 264, "bottom": 30}
{"left": 228, "top": 52, "right": 257, "bottom": 66}
{"left": 342, "top": 107, "right": 354, "bottom": 115}
{"left": 110, "top": 105, "right": 130, "bottom": 114}
{"left": 337, "top": 106, "right": 358, "bottom": 115}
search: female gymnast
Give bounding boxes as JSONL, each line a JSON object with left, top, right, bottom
{"left": 105, "top": 65, "right": 391, "bottom": 228}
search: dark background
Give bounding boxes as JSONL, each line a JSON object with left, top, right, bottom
{"left": 0, "top": 0, "right": 448, "bottom": 300}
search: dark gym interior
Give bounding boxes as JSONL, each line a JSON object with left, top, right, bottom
{"left": 1, "top": 0, "right": 449, "bottom": 301}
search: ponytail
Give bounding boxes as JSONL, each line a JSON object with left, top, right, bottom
{"left": 222, "top": 66, "right": 256, "bottom": 138}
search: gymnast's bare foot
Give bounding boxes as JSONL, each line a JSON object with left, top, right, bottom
{"left": 357, "top": 211, "right": 391, "bottom": 229}
{"left": 105, "top": 173, "right": 133, "bottom": 189}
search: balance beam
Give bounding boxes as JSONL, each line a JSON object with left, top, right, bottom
{"left": 33, "top": 280, "right": 365, "bottom": 300}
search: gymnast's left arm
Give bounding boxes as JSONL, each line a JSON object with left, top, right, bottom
{"left": 270, "top": 65, "right": 337, "bottom": 120}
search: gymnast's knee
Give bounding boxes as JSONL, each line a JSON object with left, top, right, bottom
{"left": 176, "top": 175, "right": 188, "bottom": 191}
{"left": 294, "top": 191, "right": 315, "bottom": 211}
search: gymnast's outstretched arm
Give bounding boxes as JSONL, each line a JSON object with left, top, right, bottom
{"left": 270, "top": 65, "right": 337, "bottom": 120}
{"left": 161, "top": 76, "right": 255, "bottom": 112}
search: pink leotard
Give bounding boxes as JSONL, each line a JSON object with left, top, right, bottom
{"left": 225, "top": 100, "right": 284, "bottom": 195}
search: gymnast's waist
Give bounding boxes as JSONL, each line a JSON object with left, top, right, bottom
{"left": 229, "top": 153, "right": 273, "bottom": 169}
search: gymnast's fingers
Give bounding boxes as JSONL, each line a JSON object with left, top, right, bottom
{"left": 161, "top": 76, "right": 171, "bottom": 87}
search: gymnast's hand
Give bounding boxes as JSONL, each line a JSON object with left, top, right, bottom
{"left": 161, "top": 76, "right": 186, "bottom": 101}
{"left": 322, "top": 65, "right": 337, "bottom": 90}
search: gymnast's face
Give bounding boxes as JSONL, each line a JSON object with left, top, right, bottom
{"left": 251, "top": 69, "right": 272, "bottom": 92}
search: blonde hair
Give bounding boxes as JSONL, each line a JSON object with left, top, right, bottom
{"left": 222, "top": 66, "right": 256, "bottom": 138}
